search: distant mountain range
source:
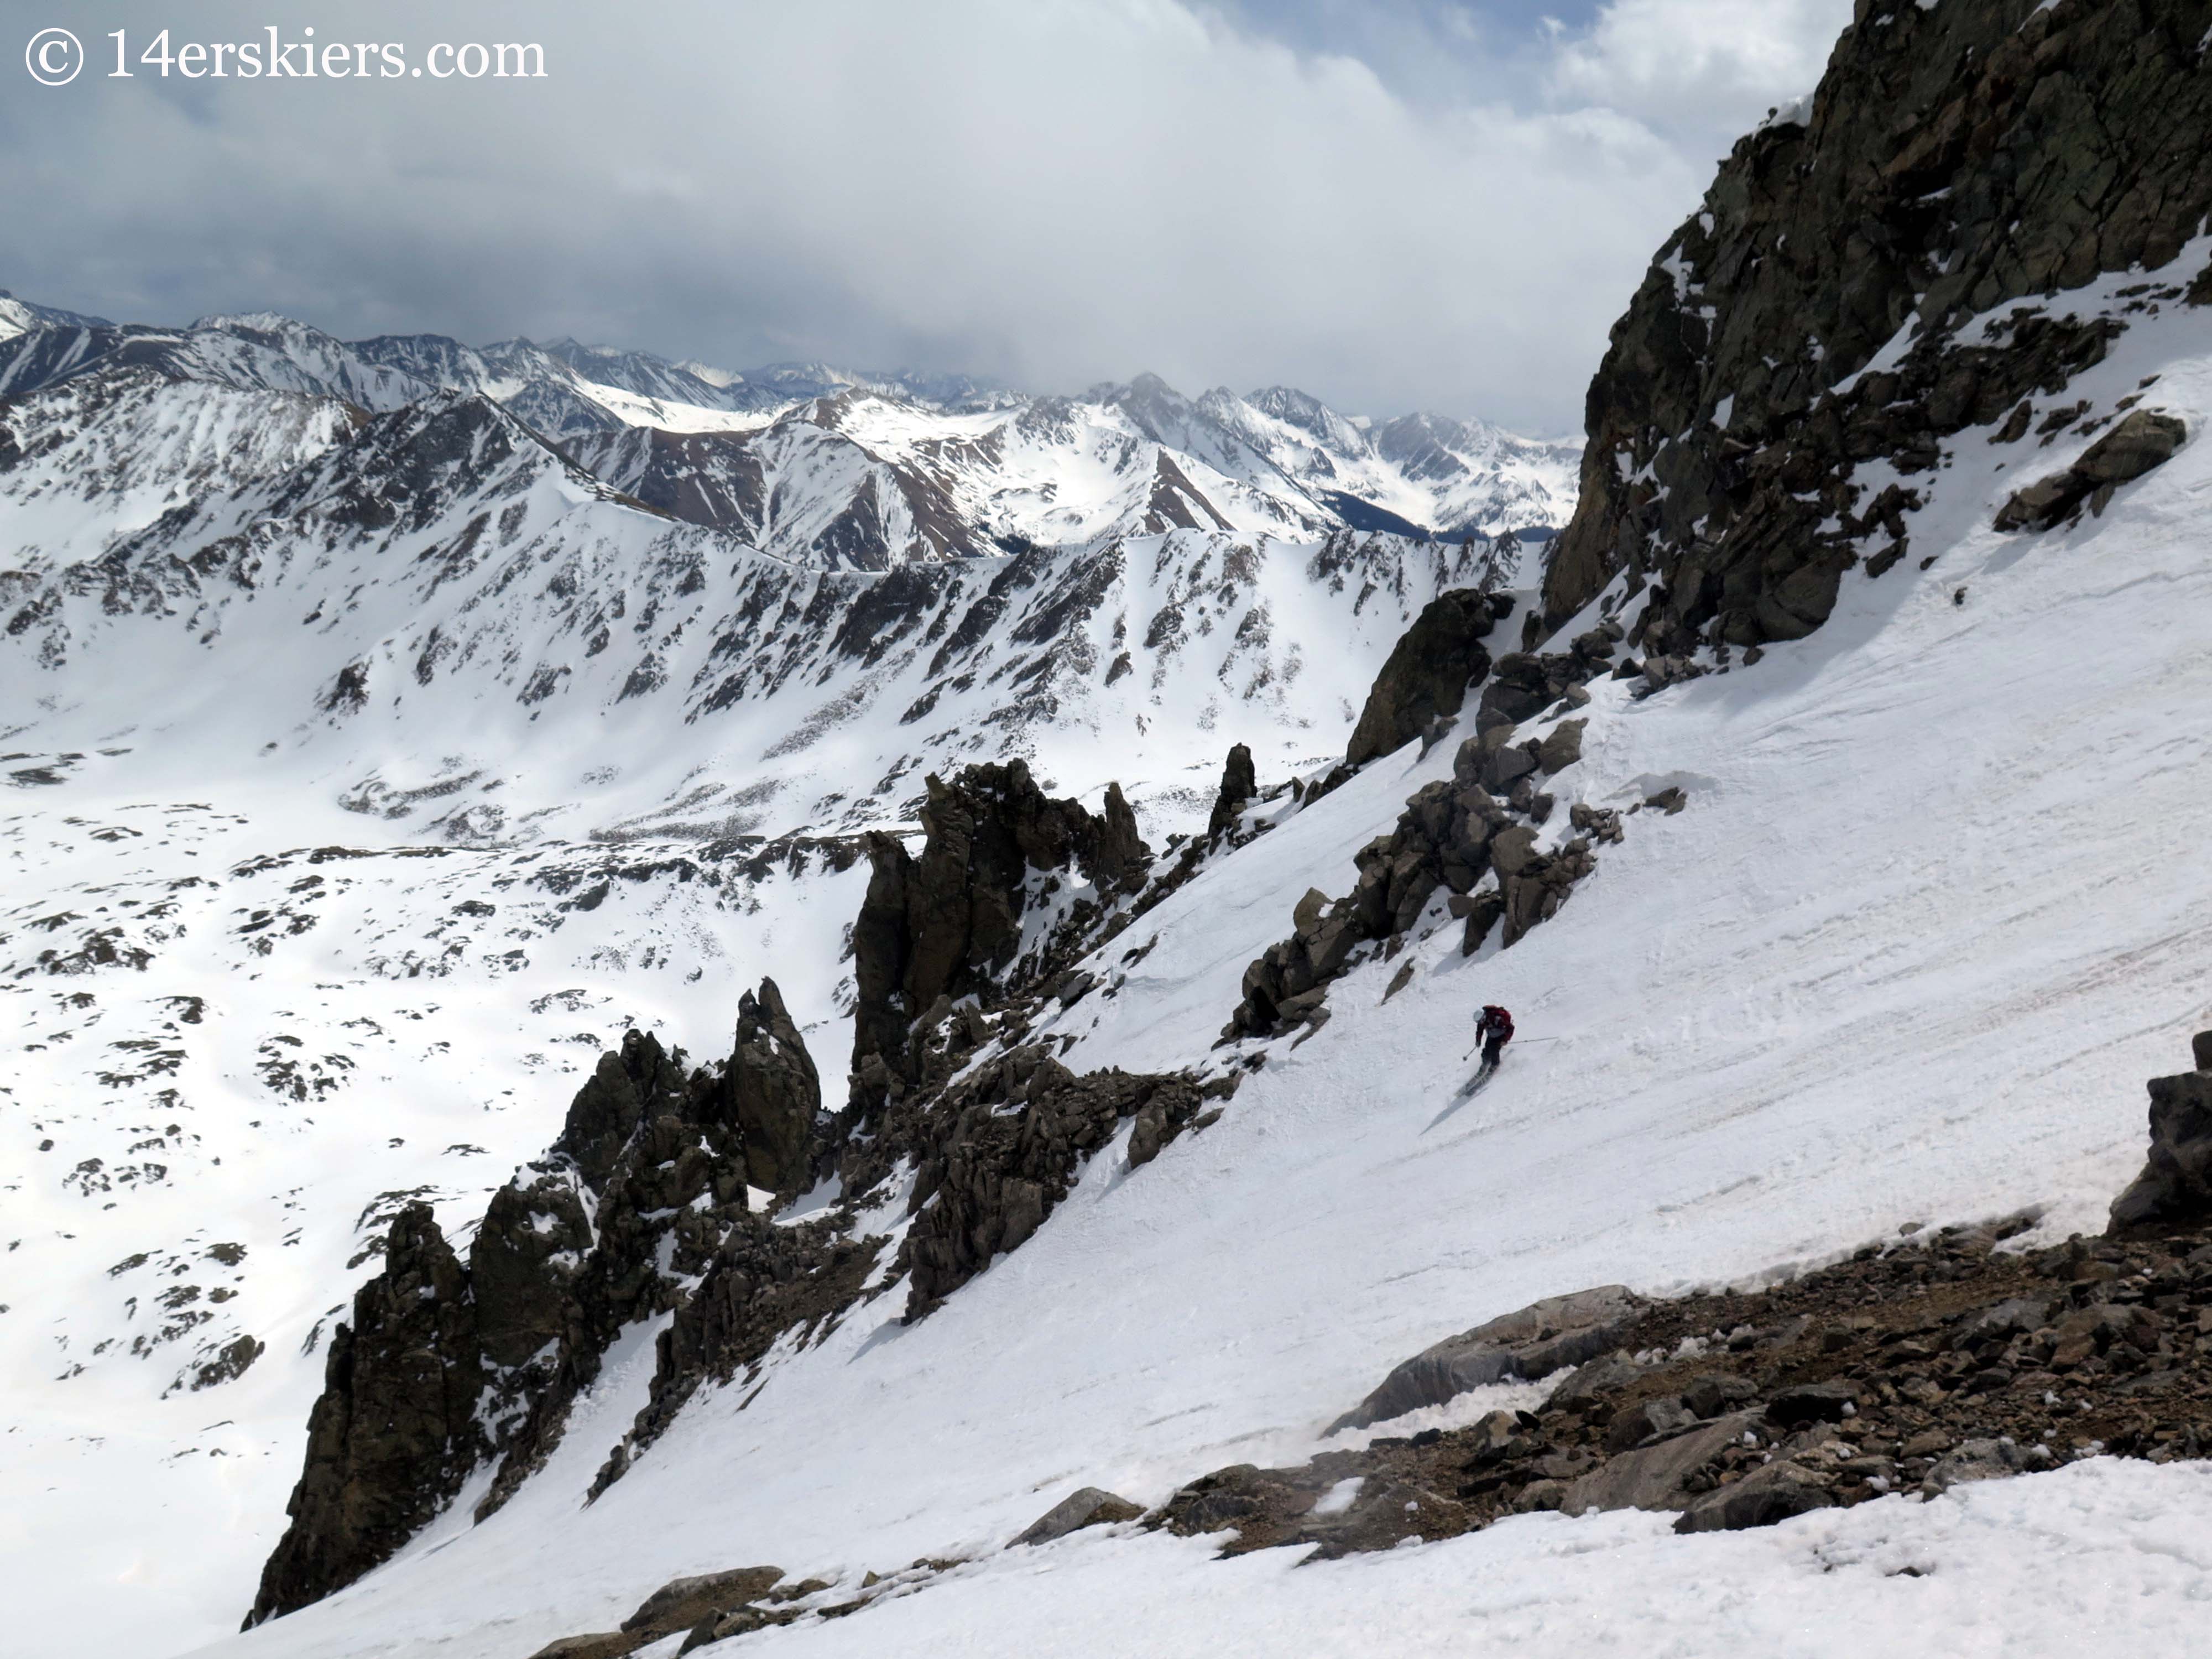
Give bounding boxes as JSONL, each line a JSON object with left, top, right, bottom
{"left": 0, "top": 293, "right": 1578, "bottom": 569}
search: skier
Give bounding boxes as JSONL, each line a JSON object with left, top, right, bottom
{"left": 1474, "top": 1004, "right": 1514, "bottom": 1075}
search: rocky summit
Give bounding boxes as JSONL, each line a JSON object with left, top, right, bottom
{"left": 1545, "top": 0, "right": 2212, "bottom": 650}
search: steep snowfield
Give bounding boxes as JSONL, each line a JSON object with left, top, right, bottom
{"left": 103, "top": 276, "right": 2212, "bottom": 1658}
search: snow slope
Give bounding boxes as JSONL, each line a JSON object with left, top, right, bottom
{"left": 575, "top": 1459, "right": 2212, "bottom": 1659}
{"left": 108, "top": 262, "right": 2212, "bottom": 1658}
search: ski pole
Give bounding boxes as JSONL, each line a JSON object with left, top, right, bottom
{"left": 1460, "top": 1036, "right": 1564, "bottom": 1061}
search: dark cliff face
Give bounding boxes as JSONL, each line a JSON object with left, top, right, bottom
{"left": 1544, "top": 0, "right": 2212, "bottom": 647}
{"left": 849, "top": 760, "right": 1151, "bottom": 1106}
{"left": 246, "top": 1016, "right": 814, "bottom": 1627}
{"left": 246, "top": 1205, "right": 486, "bottom": 1626}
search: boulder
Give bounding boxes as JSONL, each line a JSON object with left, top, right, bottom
{"left": 1575, "top": 805, "right": 1628, "bottom": 845}
{"left": 1544, "top": 1352, "right": 1643, "bottom": 1412}
{"left": 1488, "top": 825, "right": 1540, "bottom": 879}
{"left": 1481, "top": 743, "right": 1539, "bottom": 792}
{"left": 1499, "top": 837, "right": 1597, "bottom": 948}
{"left": 1477, "top": 652, "right": 1577, "bottom": 732}
{"left": 1345, "top": 590, "right": 1497, "bottom": 767}
{"left": 1682, "top": 1373, "right": 1759, "bottom": 1419}
{"left": 622, "top": 1566, "right": 786, "bottom": 1638}
{"left": 1953, "top": 1296, "right": 2049, "bottom": 1347}
{"left": 1605, "top": 1396, "right": 1699, "bottom": 1453}
{"left": 1995, "top": 411, "right": 2187, "bottom": 531}
{"left": 1127, "top": 1102, "right": 1168, "bottom": 1168}
{"left": 1451, "top": 735, "right": 1489, "bottom": 789}
{"left": 2109, "top": 1040, "right": 2212, "bottom": 1229}
{"left": 1564, "top": 1411, "right": 1762, "bottom": 1515}
{"left": 1673, "top": 1459, "right": 1834, "bottom": 1533}
{"left": 1924, "top": 1437, "right": 2052, "bottom": 1493}
{"left": 1764, "top": 1380, "right": 1859, "bottom": 1428}
{"left": 2047, "top": 1302, "right": 2159, "bottom": 1369}
{"left": 1332, "top": 1286, "right": 1638, "bottom": 1431}
{"left": 1013, "top": 1486, "right": 1144, "bottom": 1546}
{"left": 1454, "top": 890, "right": 1506, "bottom": 957}
{"left": 1536, "top": 719, "right": 1587, "bottom": 774}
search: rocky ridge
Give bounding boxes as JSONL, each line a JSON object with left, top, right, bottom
{"left": 247, "top": 1006, "right": 838, "bottom": 1626}
{"left": 1222, "top": 598, "right": 1647, "bottom": 1044}
{"left": 244, "top": 757, "right": 1237, "bottom": 1626}
{"left": 1542, "top": 0, "right": 2210, "bottom": 652}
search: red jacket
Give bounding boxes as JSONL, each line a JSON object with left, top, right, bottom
{"left": 1478, "top": 1005, "right": 1514, "bottom": 1042}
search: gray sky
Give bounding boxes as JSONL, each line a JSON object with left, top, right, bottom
{"left": 0, "top": 0, "right": 1849, "bottom": 432}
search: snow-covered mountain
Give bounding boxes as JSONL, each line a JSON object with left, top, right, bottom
{"left": 0, "top": 297, "right": 1530, "bottom": 1652}
{"left": 0, "top": 307, "right": 1577, "bottom": 571}
{"left": 13, "top": 3, "right": 2212, "bottom": 1656}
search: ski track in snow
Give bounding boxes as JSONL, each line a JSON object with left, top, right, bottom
{"left": 11, "top": 284, "right": 2212, "bottom": 1655}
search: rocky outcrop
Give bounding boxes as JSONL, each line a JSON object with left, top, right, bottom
{"left": 620, "top": 1566, "right": 786, "bottom": 1642}
{"left": 1151, "top": 1198, "right": 2212, "bottom": 1561}
{"left": 1331, "top": 1286, "right": 1640, "bottom": 1432}
{"left": 471, "top": 1026, "right": 773, "bottom": 1521}
{"left": 469, "top": 1169, "right": 592, "bottom": 1369}
{"left": 729, "top": 978, "right": 820, "bottom": 1196}
{"left": 2108, "top": 1032, "right": 2212, "bottom": 1230}
{"left": 252, "top": 812, "right": 1217, "bottom": 1629}
{"left": 1344, "top": 589, "right": 1506, "bottom": 766}
{"left": 849, "top": 761, "right": 1152, "bottom": 1108}
{"left": 246, "top": 1205, "right": 487, "bottom": 1626}
{"left": 249, "top": 1013, "right": 846, "bottom": 1624}
{"left": 584, "top": 1214, "right": 883, "bottom": 1500}
{"left": 1013, "top": 1486, "right": 1145, "bottom": 1547}
{"left": 1206, "top": 743, "right": 1258, "bottom": 843}
{"left": 1543, "top": 0, "right": 2212, "bottom": 651}
{"left": 1994, "top": 409, "right": 2189, "bottom": 531}
{"left": 555, "top": 1030, "right": 696, "bottom": 1188}
{"left": 1223, "top": 721, "right": 1605, "bottom": 1041}
{"left": 895, "top": 1046, "right": 1212, "bottom": 1318}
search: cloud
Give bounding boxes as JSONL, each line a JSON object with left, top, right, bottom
{"left": 0, "top": 0, "right": 1850, "bottom": 431}
{"left": 1547, "top": 0, "right": 1850, "bottom": 153}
